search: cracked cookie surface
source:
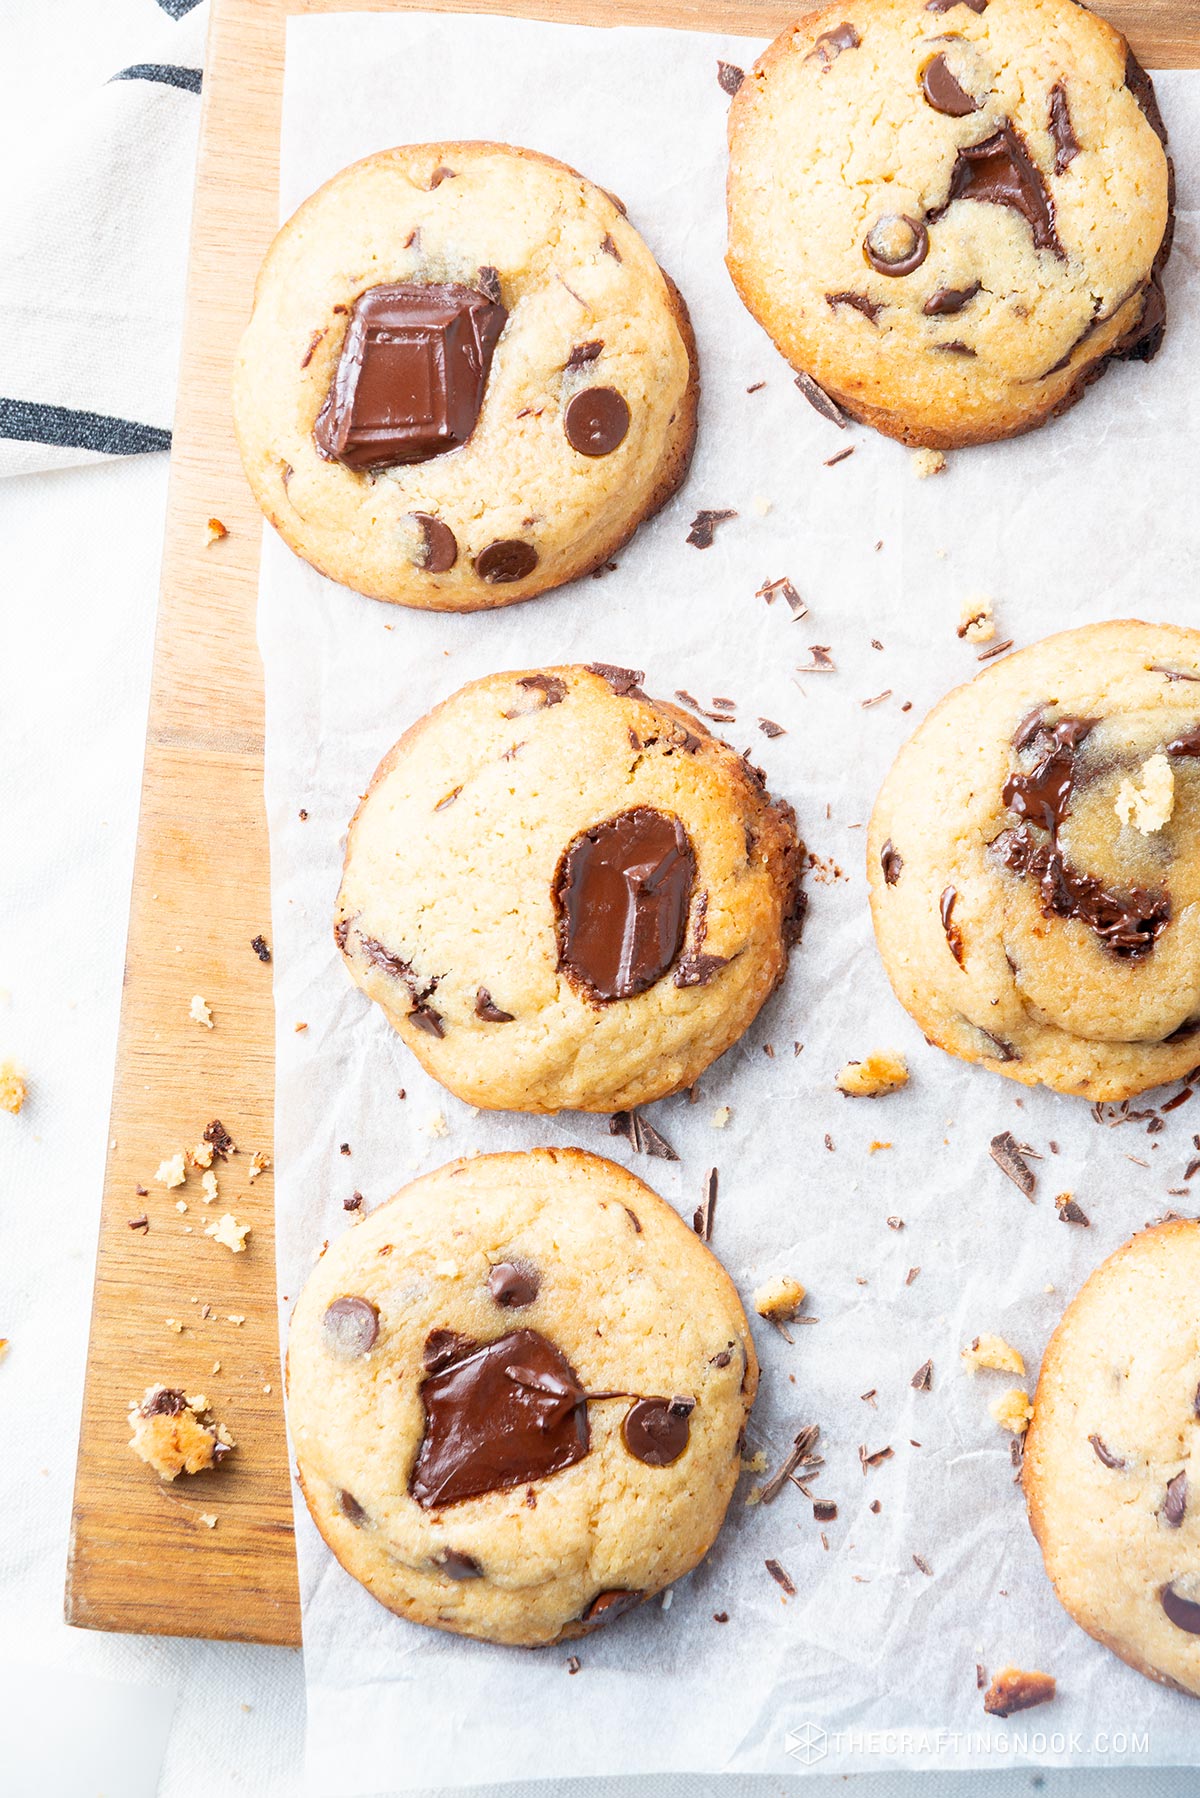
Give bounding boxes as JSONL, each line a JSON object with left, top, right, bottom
{"left": 234, "top": 142, "right": 697, "bottom": 609}
{"left": 335, "top": 664, "right": 803, "bottom": 1112}
{"left": 868, "top": 622, "right": 1200, "bottom": 1100}
{"left": 726, "top": 0, "right": 1172, "bottom": 448}
{"left": 286, "top": 1148, "right": 758, "bottom": 1647}
{"left": 1024, "top": 1220, "right": 1200, "bottom": 1696}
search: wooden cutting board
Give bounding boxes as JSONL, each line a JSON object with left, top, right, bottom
{"left": 65, "top": 0, "right": 1197, "bottom": 1649}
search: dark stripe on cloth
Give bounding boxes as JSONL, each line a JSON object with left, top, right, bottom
{"left": 0, "top": 400, "right": 170, "bottom": 457}
{"left": 111, "top": 63, "right": 202, "bottom": 94}
{"left": 156, "top": 0, "right": 205, "bottom": 18}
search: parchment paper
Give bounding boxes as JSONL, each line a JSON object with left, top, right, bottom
{"left": 261, "top": 14, "right": 1200, "bottom": 1792}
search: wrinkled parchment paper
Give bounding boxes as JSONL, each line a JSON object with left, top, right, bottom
{"left": 261, "top": 14, "right": 1200, "bottom": 1792}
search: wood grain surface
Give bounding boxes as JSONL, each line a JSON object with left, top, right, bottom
{"left": 66, "top": 0, "right": 1197, "bottom": 1649}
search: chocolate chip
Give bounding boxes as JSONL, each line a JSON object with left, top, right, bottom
{"left": 826, "top": 291, "right": 881, "bottom": 323}
{"left": 921, "top": 53, "right": 979, "bottom": 116}
{"left": 554, "top": 809, "right": 694, "bottom": 1002}
{"left": 1161, "top": 1583, "right": 1200, "bottom": 1633}
{"left": 1164, "top": 1470, "right": 1188, "bottom": 1527}
{"left": 1048, "top": 84, "right": 1080, "bottom": 174}
{"left": 864, "top": 215, "right": 929, "bottom": 277}
{"left": 717, "top": 60, "right": 745, "bottom": 95}
{"left": 931, "top": 125, "right": 1060, "bottom": 257}
{"left": 314, "top": 284, "right": 506, "bottom": 471}
{"left": 564, "top": 387, "right": 630, "bottom": 457}
{"left": 410, "top": 1329, "right": 589, "bottom": 1507}
{"left": 435, "top": 1549, "right": 484, "bottom": 1580}
{"left": 487, "top": 1261, "right": 541, "bottom": 1308}
{"left": 323, "top": 1296, "right": 379, "bottom": 1359}
{"left": 600, "top": 233, "right": 621, "bottom": 260}
{"left": 924, "top": 283, "right": 981, "bottom": 316}
{"left": 475, "top": 987, "right": 515, "bottom": 1023}
{"left": 337, "top": 1489, "right": 367, "bottom": 1526}
{"left": 581, "top": 1589, "right": 644, "bottom": 1628}
{"left": 621, "top": 1396, "right": 694, "bottom": 1467}
{"left": 1088, "top": 1433, "right": 1125, "bottom": 1469}
{"left": 423, "top": 1328, "right": 475, "bottom": 1374}
{"left": 806, "top": 22, "right": 860, "bottom": 66}
{"left": 428, "top": 166, "right": 456, "bottom": 189}
{"left": 410, "top": 513, "right": 458, "bottom": 573}
{"left": 475, "top": 539, "right": 538, "bottom": 584}
{"left": 880, "top": 840, "right": 903, "bottom": 885}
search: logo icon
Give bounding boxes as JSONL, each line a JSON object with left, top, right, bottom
{"left": 786, "top": 1723, "right": 828, "bottom": 1766}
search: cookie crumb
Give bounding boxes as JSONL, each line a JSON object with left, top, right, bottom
{"left": 751, "top": 495, "right": 771, "bottom": 516}
{"left": 0, "top": 1058, "right": 27, "bottom": 1115}
{"left": 957, "top": 595, "right": 995, "bottom": 643}
{"left": 205, "top": 1213, "right": 250, "bottom": 1254}
{"left": 962, "top": 1333, "right": 1025, "bottom": 1376}
{"left": 127, "top": 1385, "right": 235, "bottom": 1480}
{"left": 711, "top": 1105, "right": 732, "bottom": 1128}
{"left": 198, "top": 1512, "right": 218, "bottom": 1529}
{"left": 421, "top": 1111, "right": 449, "bottom": 1139}
{"left": 189, "top": 1140, "right": 214, "bottom": 1170}
{"left": 248, "top": 1150, "right": 271, "bottom": 1181}
{"left": 189, "top": 994, "right": 214, "bottom": 1029}
{"left": 983, "top": 1666, "right": 1056, "bottom": 1717}
{"left": 206, "top": 518, "right": 228, "bottom": 545}
{"left": 155, "top": 1152, "right": 187, "bottom": 1190}
{"left": 1115, "top": 754, "right": 1174, "bottom": 834}
{"left": 990, "top": 1388, "right": 1033, "bottom": 1434}
{"left": 911, "top": 448, "right": 947, "bottom": 480}
{"left": 753, "top": 1276, "right": 806, "bottom": 1322}
{"left": 836, "top": 1050, "right": 909, "bottom": 1097}
{"left": 201, "top": 1170, "right": 218, "bottom": 1204}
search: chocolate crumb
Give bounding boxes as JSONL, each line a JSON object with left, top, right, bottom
{"left": 251, "top": 935, "right": 272, "bottom": 963}
{"left": 128, "top": 1215, "right": 149, "bottom": 1232}
{"left": 713, "top": 1610, "right": 730, "bottom": 1623}
{"left": 344, "top": 1192, "right": 363, "bottom": 1212}
{"left": 747, "top": 381, "right": 766, "bottom": 393}
{"left": 813, "top": 1498, "right": 838, "bottom": 1522}
{"left": 717, "top": 59, "right": 744, "bottom": 94}
{"left": 687, "top": 509, "right": 738, "bottom": 549}
{"left": 567, "top": 1655, "right": 581, "bottom": 1674}
{"left": 758, "top": 718, "right": 786, "bottom": 738}
{"left": 755, "top": 575, "right": 806, "bottom": 618}
{"left": 203, "top": 1120, "right": 235, "bottom": 1161}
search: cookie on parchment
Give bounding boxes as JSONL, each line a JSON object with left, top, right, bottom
{"left": 233, "top": 142, "right": 698, "bottom": 610}
{"left": 867, "top": 622, "right": 1200, "bottom": 1101}
{"left": 726, "top": 0, "right": 1173, "bottom": 448}
{"left": 335, "top": 664, "right": 803, "bottom": 1113}
{"left": 1024, "top": 1219, "right": 1200, "bottom": 1697}
{"left": 286, "top": 1148, "right": 758, "bottom": 1647}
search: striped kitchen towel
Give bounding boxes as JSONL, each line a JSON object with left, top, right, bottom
{"left": 0, "top": 0, "right": 208, "bottom": 476}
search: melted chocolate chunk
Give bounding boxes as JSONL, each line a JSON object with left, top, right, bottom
{"left": 717, "top": 60, "right": 745, "bottom": 96}
{"left": 826, "top": 291, "right": 881, "bottom": 322}
{"left": 864, "top": 214, "right": 930, "bottom": 277}
{"left": 487, "top": 1261, "right": 541, "bottom": 1308}
{"left": 807, "top": 21, "right": 860, "bottom": 66}
{"left": 314, "top": 283, "right": 506, "bottom": 471}
{"left": 940, "top": 886, "right": 965, "bottom": 966}
{"left": 994, "top": 825, "right": 1170, "bottom": 958}
{"left": 410, "top": 1329, "right": 589, "bottom": 1508}
{"left": 423, "top": 1329, "right": 476, "bottom": 1374}
{"left": 564, "top": 387, "right": 630, "bottom": 457}
{"left": 337, "top": 1489, "right": 368, "bottom": 1526}
{"left": 1161, "top": 1583, "right": 1200, "bottom": 1634}
{"left": 926, "top": 0, "right": 987, "bottom": 10}
{"left": 921, "top": 53, "right": 979, "bottom": 117}
{"left": 935, "top": 126, "right": 1060, "bottom": 255}
{"left": 622, "top": 1395, "right": 694, "bottom": 1467}
{"left": 323, "top": 1296, "right": 379, "bottom": 1360}
{"left": 410, "top": 513, "right": 458, "bottom": 573}
{"left": 1088, "top": 1432, "right": 1125, "bottom": 1469}
{"left": 581, "top": 1589, "right": 645, "bottom": 1628}
{"left": 881, "top": 840, "right": 903, "bottom": 885}
{"left": 475, "top": 987, "right": 515, "bottom": 1023}
{"left": 436, "top": 1549, "right": 484, "bottom": 1580}
{"left": 1166, "top": 725, "right": 1200, "bottom": 758}
{"left": 475, "top": 539, "right": 538, "bottom": 584}
{"left": 1164, "top": 1470, "right": 1188, "bottom": 1527}
{"left": 674, "top": 890, "right": 731, "bottom": 989}
{"left": 1125, "top": 48, "right": 1169, "bottom": 148}
{"left": 555, "top": 809, "right": 695, "bottom": 1002}
{"left": 924, "top": 282, "right": 981, "bottom": 316}
{"left": 1002, "top": 716, "right": 1096, "bottom": 831}
{"left": 1048, "top": 84, "right": 1081, "bottom": 175}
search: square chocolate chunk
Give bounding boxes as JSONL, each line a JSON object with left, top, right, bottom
{"left": 314, "top": 281, "right": 507, "bottom": 471}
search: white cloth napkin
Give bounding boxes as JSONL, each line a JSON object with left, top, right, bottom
{"left": 0, "top": 0, "right": 206, "bottom": 477}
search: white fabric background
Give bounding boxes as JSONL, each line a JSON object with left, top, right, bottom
{"left": 1, "top": 4, "right": 1199, "bottom": 1795}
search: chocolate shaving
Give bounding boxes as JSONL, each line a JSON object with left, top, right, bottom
{"left": 813, "top": 1499, "right": 838, "bottom": 1523}
{"left": 687, "top": 509, "right": 738, "bottom": 549}
{"left": 990, "top": 1131, "right": 1036, "bottom": 1198}
{"left": 1055, "top": 1195, "right": 1089, "bottom": 1225}
{"left": 911, "top": 1359, "right": 933, "bottom": 1392}
{"left": 798, "top": 646, "right": 837, "bottom": 674}
{"left": 794, "top": 371, "right": 847, "bottom": 427}
{"left": 759, "top": 1424, "right": 822, "bottom": 1503}
{"left": 586, "top": 663, "right": 646, "bottom": 698}
{"left": 912, "top": 1554, "right": 933, "bottom": 1576}
{"left": 128, "top": 1214, "right": 149, "bottom": 1232}
{"left": 758, "top": 718, "right": 786, "bottom": 738}
{"left": 764, "top": 1559, "right": 796, "bottom": 1598}
{"left": 693, "top": 1167, "right": 718, "bottom": 1241}
{"left": 825, "top": 446, "right": 856, "bottom": 467}
{"left": 755, "top": 576, "right": 807, "bottom": 618}
{"left": 475, "top": 988, "right": 515, "bottom": 1024}
{"left": 859, "top": 1445, "right": 894, "bottom": 1472}
{"left": 608, "top": 1110, "right": 679, "bottom": 1160}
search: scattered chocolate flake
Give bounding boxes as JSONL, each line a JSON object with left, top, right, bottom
{"left": 128, "top": 1214, "right": 149, "bottom": 1232}
{"left": 825, "top": 446, "right": 855, "bottom": 467}
{"left": 713, "top": 1611, "right": 730, "bottom": 1623}
{"left": 747, "top": 381, "right": 766, "bottom": 393}
{"left": 887, "top": 1216, "right": 904, "bottom": 1230}
{"left": 798, "top": 646, "right": 837, "bottom": 674}
{"left": 989, "top": 1131, "right": 1036, "bottom": 1198}
{"left": 1089, "top": 1433, "right": 1125, "bottom": 1469}
{"left": 1055, "top": 1195, "right": 1090, "bottom": 1226}
{"left": 251, "top": 934, "right": 272, "bottom": 963}
{"left": 977, "top": 639, "right": 1014, "bottom": 661}
{"left": 861, "top": 690, "right": 892, "bottom": 709}
{"left": 764, "top": 1558, "right": 797, "bottom": 1598}
{"left": 475, "top": 987, "right": 515, "bottom": 1024}
{"left": 912, "top": 1554, "right": 933, "bottom": 1576}
{"left": 755, "top": 576, "right": 807, "bottom": 618}
{"left": 861, "top": 1390, "right": 877, "bottom": 1406}
{"left": 717, "top": 59, "right": 744, "bottom": 94}
{"left": 693, "top": 1167, "right": 718, "bottom": 1241}
{"left": 859, "top": 1444, "right": 894, "bottom": 1473}
{"left": 758, "top": 718, "right": 786, "bottom": 738}
{"left": 340, "top": 1143, "right": 351, "bottom": 1156}
{"left": 298, "top": 808, "right": 308, "bottom": 821}
{"left": 813, "top": 1498, "right": 838, "bottom": 1522}
{"left": 608, "top": 1110, "right": 679, "bottom": 1160}
{"left": 344, "top": 1191, "right": 363, "bottom": 1212}
{"left": 203, "top": 1120, "right": 235, "bottom": 1161}
{"left": 675, "top": 688, "right": 700, "bottom": 708}
{"left": 1149, "top": 665, "right": 1200, "bottom": 683}
{"left": 587, "top": 663, "right": 646, "bottom": 698}
{"left": 794, "top": 370, "right": 847, "bottom": 427}
{"left": 759, "top": 1424, "right": 822, "bottom": 1503}
{"left": 687, "top": 509, "right": 738, "bottom": 549}
{"left": 566, "top": 1655, "right": 581, "bottom": 1674}
{"left": 911, "top": 1359, "right": 934, "bottom": 1392}
{"left": 905, "top": 1266, "right": 920, "bottom": 1286}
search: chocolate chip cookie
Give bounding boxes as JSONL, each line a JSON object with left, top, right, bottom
{"left": 868, "top": 622, "right": 1200, "bottom": 1100}
{"left": 335, "top": 664, "right": 803, "bottom": 1112}
{"left": 726, "top": 0, "right": 1173, "bottom": 448}
{"left": 286, "top": 1148, "right": 758, "bottom": 1647}
{"left": 1024, "top": 1219, "right": 1200, "bottom": 1696}
{"left": 233, "top": 143, "right": 698, "bottom": 609}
